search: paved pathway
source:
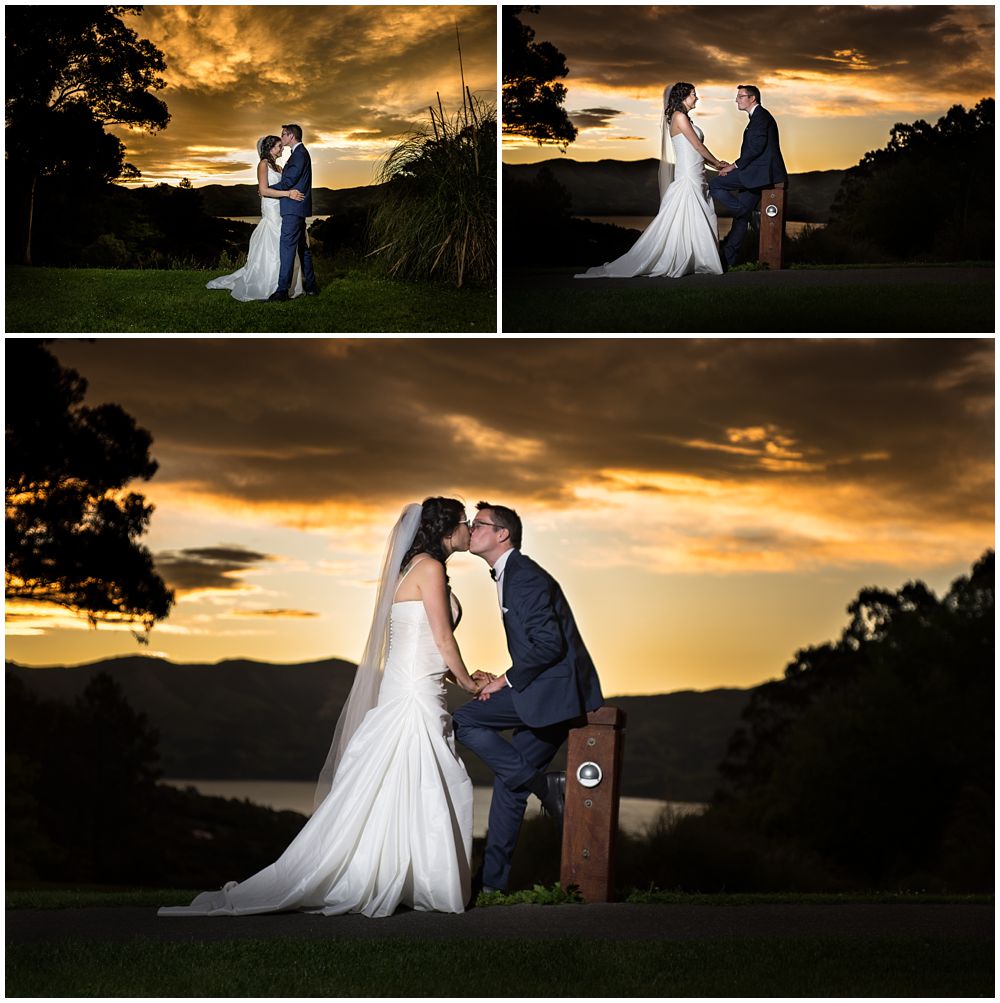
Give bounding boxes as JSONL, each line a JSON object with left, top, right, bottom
{"left": 6, "top": 903, "right": 993, "bottom": 944}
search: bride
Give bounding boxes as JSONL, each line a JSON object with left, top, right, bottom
{"left": 159, "top": 498, "right": 482, "bottom": 918}
{"left": 576, "top": 83, "right": 725, "bottom": 279}
{"left": 207, "top": 136, "right": 306, "bottom": 301}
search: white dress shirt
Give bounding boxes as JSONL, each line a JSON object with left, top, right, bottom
{"left": 491, "top": 548, "right": 516, "bottom": 685}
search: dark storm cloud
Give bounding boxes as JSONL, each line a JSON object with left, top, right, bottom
{"left": 50, "top": 340, "right": 994, "bottom": 527}
{"left": 570, "top": 107, "right": 625, "bottom": 129}
{"left": 523, "top": 6, "right": 994, "bottom": 101}
{"left": 156, "top": 545, "right": 274, "bottom": 592}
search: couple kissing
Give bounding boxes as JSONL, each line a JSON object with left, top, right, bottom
{"left": 161, "top": 497, "right": 603, "bottom": 918}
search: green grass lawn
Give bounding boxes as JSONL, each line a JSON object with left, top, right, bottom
{"left": 8, "top": 886, "right": 989, "bottom": 910}
{"left": 503, "top": 267, "right": 995, "bottom": 333}
{"left": 4, "top": 262, "right": 496, "bottom": 333}
{"left": 5, "top": 935, "right": 992, "bottom": 996}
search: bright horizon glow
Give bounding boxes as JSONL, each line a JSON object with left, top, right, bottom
{"left": 503, "top": 6, "right": 995, "bottom": 175}
{"left": 5, "top": 340, "right": 993, "bottom": 698}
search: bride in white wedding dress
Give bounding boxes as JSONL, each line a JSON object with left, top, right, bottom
{"left": 576, "top": 83, "right": 725, "bottom": 279}
{"left": 206, "top": 135, "right": 305, "bottom": 301}
{"left": 158, "top": 498, "right": 482, "bottom": 918}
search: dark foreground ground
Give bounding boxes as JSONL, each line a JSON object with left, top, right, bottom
{"left": 7, "top": 901, "right": 993, "bottom": 944}
{"left": 503, "top": 265, "right": 995, "bottom": 333}
{"left": 7, "top": 903, "right": 993, "bottom": 996}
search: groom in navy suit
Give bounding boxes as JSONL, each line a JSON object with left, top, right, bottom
{"left": 709, "top": 85, "right": 788, "bottom": 268}
{"left": 454, "top": 502, "right": 604, "bottom": 894}
{"left": 268, "top": 123, "right": 318, "bottom": 301}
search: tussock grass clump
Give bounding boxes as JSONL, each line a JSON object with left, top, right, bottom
{"left": 368, "top": 90, "right": 496, "bottom": 288}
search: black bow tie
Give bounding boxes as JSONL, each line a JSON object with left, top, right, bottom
{"left": 489, "top": 568, "right": 497, "bottom": 581}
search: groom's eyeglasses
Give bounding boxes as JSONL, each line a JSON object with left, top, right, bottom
{"left": 469, "top": 520, "right": 501, "bottom": 532}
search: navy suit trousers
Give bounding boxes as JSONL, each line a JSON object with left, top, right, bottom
{"left": 453, "top": 687, "right": 568, "bottom": 891}
{"left": 277, "top": 213, "right": 317, "bottom": 294}
{"left": 709, "top": 170, "right": 762, "bottom": 265}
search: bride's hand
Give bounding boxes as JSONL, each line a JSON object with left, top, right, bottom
{"left": 289, "top": 189, "right": 305, "bottom": 201}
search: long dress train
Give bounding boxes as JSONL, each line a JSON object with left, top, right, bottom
{"left": 576, "top": 123, "right": 723, "bottom": 279}
{"left": 158, "top": 597, "right": 473, "bottom": 918}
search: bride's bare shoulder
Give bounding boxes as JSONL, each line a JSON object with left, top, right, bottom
{"left": 671, "top": 111, "right": 694, "bottom": 136}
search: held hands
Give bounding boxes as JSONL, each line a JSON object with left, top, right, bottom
{"left": 477, "top": 674, "right": 508, "bottom": 702}
{"left": 460, "top": 670, "right": 494, "bottom": 696}
{"left": 718, "top": 164, "right": 736, "bottom": 176}
{"left": 289, "top": 189, "right": 305, "bottom": 201}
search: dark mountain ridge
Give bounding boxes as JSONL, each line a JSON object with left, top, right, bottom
{"left": 197, "top": 182, "right": 385, "bottom": 217}
{"left": 7, "top": 656, "right": 752, "bottom": 802}
{"left": 504, "top": 158, "right": 844, "bottom": 222}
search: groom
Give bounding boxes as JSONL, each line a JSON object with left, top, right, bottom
{"left": 268, "top": 123, "right": 319, "bottom": 301}
{"left": 454, "top": 502, "right": 604, "bottom": 895}
{"left": 709, "top": 85, "right": 788, "bottom": 268}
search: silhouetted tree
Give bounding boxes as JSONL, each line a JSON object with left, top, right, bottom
{"left": 827, "top": 99, "right": 993, "bottom": 261}
{"left": 5, "top": 5, "right": 170, "bottom": 263}
{"left": 5, "top": 341, "right": 174, "bottom": 631}
{"left": 502, "top": 7, "right": 577, "bottom": 150}
{"left": 714, "top": 551, "right": 994, "bottom": 889}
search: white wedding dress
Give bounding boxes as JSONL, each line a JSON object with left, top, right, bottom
{"left": 206, "top": 166, "right": 304, "bottom": 301}
{"left": 158, "top": 595, "right": 474, "bottom": 919}
{"left": 576, "top": 124, "right": 723, "bottom": 279}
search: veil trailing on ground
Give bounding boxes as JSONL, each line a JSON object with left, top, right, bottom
{"left": 659, "top": 85, "right": 677, "bottom": 201}
{"left": 313, "top": 502, "right": 423, "bottom": 810}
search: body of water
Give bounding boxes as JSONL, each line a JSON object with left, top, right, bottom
{"left": 577, "top": 215, "right": 823, "bottom": 239}
{"left": 163, "top": 778, "right": 706, "bottom": 838}
{"left": 224, "top": 215, "right": 327, "bottom": 226}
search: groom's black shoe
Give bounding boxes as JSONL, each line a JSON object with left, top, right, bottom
{"left": 302, "top": 284, "right": 320, "bottom": 296}
{"left": 538, "top": 771, "right": 566, "bottom": 823}
{"left": 267, "top": 290, "right": 289, "bottom": 302}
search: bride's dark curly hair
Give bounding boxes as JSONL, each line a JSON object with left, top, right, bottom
{"left": 664, "top": 82, "right": 695, "bottom": 121}
{"left": 259, "top": 135, "right": 283, "bottom": 174}
{"left": 400, "top": 496, "right": 467, "bottom": 583}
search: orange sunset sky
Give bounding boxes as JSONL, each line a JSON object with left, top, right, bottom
{"left": 112, "top": 4, "right": 497, "bottom": 191}
{"left": 503, "top": 4, "right": 995, "bottom": 174}
{"left": 6, "top": 339, "right": 994, "bottom": 698}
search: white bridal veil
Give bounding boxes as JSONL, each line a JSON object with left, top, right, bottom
{"left": 659, "top": 84, "right": 678, "bottom": 201}
{"left": 313, "top": 502, "right": 423, "bottom": 810}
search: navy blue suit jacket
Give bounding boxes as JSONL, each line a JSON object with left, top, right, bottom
{"left": 734, "top": 106, "right": 787, "bottom": 190}
{"left": 500, "top": 551, "right": 604, "bottom": 729}
{"left": 272, "top": 143, "right": 312, "bottom": 217}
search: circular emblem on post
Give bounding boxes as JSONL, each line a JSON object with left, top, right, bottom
{"left": 576, "top": 761, "right": 603, "bottom": 788}
{"left": 765, "top": 205, "right": 778, "bottom": 218}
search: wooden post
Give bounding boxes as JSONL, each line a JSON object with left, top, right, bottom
{"left": 560, "top": 706, "right": 626, "bottom": 902}
{"left": 758, "top": 182, "right": 787, "bottom": 270}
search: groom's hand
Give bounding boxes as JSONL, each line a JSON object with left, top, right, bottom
{"left": 477, "top": 674, "right": 508, "bottom": 701}
{"left": 719, "top": 164, "right": 736, "bottom": 177}
{"left": 471, "top": 670, "right": 495, "bottom": 685}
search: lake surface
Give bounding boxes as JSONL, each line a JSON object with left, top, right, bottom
{"left": 224, "top": 216, "right": 327, "bottom": 226}
{"left": 163, "top": 778, "right": 706, "bottom": 838}
{"left": 577, "top": 216, "right": 823, "bottom": 238}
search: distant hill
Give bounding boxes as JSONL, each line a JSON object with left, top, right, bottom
{"left": 7, "top": 657, "right": 751, "bottom": 802}
{"left": 503, "top": 158, "right": 845, "bottom": 222}
{"left": 197, "top": 183, "right": 385, "bottom": 218}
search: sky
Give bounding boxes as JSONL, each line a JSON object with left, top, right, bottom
{"left": 113, "top": 4, "right": 497, "bottom": 190}
{"left": 502, "top": 4, "right": 996, "bottom": 174}
{"left": 6, "top": 339, "right": 994, "bottom": 699}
